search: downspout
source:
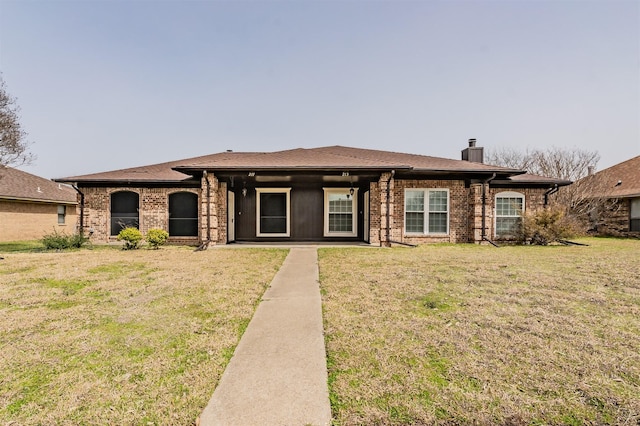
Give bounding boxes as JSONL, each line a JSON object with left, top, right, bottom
{"left": 196, "top": 171, "right": 211, "bottom": 251}
{"left": 481, "top": 173, "right": 499, "bottom": 247}
{"left": 544, "top": 184, "right": 559, "bottom": 207}
{"left": 384, "top": 170, "right": 417, "bottom": 248}
{"left": 71, "top": 184, "right": 85, "bottom": 236}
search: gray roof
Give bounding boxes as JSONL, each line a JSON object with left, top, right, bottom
{"left": 55, "top": 145, "right": 568, "bottom": 186}
{"left": 0, "top": 167, "right": 77, "bottom": 204}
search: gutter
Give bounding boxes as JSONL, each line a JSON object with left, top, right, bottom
{"left": 71, "top": 185, "right": 85, "bottom": 236}
{"left": 481, "top": 173, "right": 499, "bottom": 247}
{"left": 544, "top": 184, "right": 559, "bottom": 206}
{"left": 383, "top": 170, "right": 417, "bottom": 248}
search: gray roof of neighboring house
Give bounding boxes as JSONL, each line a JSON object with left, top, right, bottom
{"left": 576, "top": 155, "right": 640, "bottom": 198}
{"left": 0, "top": 167, "right": 77, "bottom": 204}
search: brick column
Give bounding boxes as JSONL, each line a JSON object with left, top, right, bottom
{"left": 378, "top": 172, "right": 395, "bottom": 247}
{"left": 201, "top": 173, "right": 219, "bottom": 245}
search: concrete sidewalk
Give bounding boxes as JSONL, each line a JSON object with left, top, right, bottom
{"left": 199, "top": 248, "right": 332, "bottom": 426}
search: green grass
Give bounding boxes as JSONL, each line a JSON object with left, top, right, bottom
{"left": 0, "top": 246, "right": 288, "bottom": 425}
{"left": 319, "top": 238, "right": 640, "bottom": 425}
{"left": 0, "top": 240, "right": 44, "bottom": 253}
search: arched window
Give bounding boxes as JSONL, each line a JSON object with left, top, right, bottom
{"left": 495, "top": 191, "right": 524, "bottom": 238}
{"left": 111, "top": 191, "right": 139, "bottom": 236}
{"left": 169, "top": 192, "right": 198, "bottom": 236}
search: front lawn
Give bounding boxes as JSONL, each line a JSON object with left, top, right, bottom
{"left": 0, "top": 246, "right": 288, "bottom": 424}
{"left": 319, "top": 238, "right": 640, "bottom": 425}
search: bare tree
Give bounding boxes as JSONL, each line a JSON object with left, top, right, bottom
{"left": 0, "top": 77, "right": 34, "bottom": 168}
{"left": 485, "top": 146, "right": 600, "bottom": 181}
{"left": 486, "top": 146, "right": 609, "bottom": 232}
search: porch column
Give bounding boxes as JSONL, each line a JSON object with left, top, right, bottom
{"left": 201, "top": 172, "right": 220, "bottom": 245}
{"left": 378, "top": 172, "right": 395, "bottom": 247}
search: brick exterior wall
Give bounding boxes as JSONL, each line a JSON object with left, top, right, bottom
{"left": 369, "top": 176, "right": 552, "bottom": 246}
{"left": 82, "top": 186, "right": 201, "bottom": 244}
{"left": 79, "top": 174, "right": 228, "bottom": 245}
{"left": 78, "top": 174, "right": 552, "bottom": 246}
{"left": 592, "top": 197, "right": 639, "bottom": 236}
{"left": 0, "top": 200, "right": 78, "bottom": 242}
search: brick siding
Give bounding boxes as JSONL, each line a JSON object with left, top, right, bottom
{"left": 0, "top": 200, "right": 78, "bottom": 242}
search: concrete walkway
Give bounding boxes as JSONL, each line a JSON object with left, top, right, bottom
{"left": 199, "top": 248, "right": 332, "bottom": 426}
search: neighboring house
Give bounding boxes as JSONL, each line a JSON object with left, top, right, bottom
{"left": 55, "top": 141, "right": 570, "bottom": 246}
{"left": 0, "top": 167, "right": 78, "bottom": 242}
{"left": 574, "top": 155, "right": 640, "bottom": 236}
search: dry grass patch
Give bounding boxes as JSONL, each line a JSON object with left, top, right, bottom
{"left": 319, "top": 238, "right": 640, "bottom": 425}
{"left": 0, "top": 246, "right": 287, "bottom": 425}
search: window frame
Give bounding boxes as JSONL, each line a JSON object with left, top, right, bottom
{"left": 57, "top": 205, "right": 66, "bottom": 224}
{"left": 168, "top": 191, "right": 199, "bottom": 237}
{"left": 630, "top": 197, "right": 640, "bottom": 232}
{"left": 403, "top": 188, "right": 450, "bottom": 235}
{"left": 494, "top": 191, "right": 525, "bottom": 238}
{"left": 110, "top": 190, "right": 140, "bottom": 236}
{"left": 256, "top": 188, "right": 291, "bottom": 237}
{"left": 323, "top": 188, "right": 358, "bottom": 237}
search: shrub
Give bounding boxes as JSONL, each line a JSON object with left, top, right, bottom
{"left": 519, "top": 207, "right": 582, "bottom": 245}
{"left": 117, "top": 227, "right": 143, "bottom": 250}
{"left": 146, "top": 228, "right": 169, "bottom": 249}
{"left": 41, "top": 229, "right": 88, "bottom": 250}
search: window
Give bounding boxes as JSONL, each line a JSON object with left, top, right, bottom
{"left": 256, "top": 188, "right": 290, "bottom": 237}
{"left": 404, "top": 189, "right": 449, "bottom": 234}
{"left": 631, "top": 198, "right": 640, "bottom": 232}
{"left": 169, "top": 192, "right": 198, "bottom": 236}
{"left": 57, "top": 205, "right": 66, "bottom": 224}
{"left": 495, "top": 192, "right": 524, "bottom": 238}
{"left": 110, "top": 191, "right": 139, "bottom": 236}
{"left": 324, "top": 188, "right": 357, "bottom": 236}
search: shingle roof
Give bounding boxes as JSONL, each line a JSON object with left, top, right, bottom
{"left": 576, "top": 155, "right": 640, "bottom": 198}
{"left": 0, "top": 167, "right": 77, "bottom": 204}
{"left": 58, "top": 145, "right": 532, "bottom": 183}
{"left": 173, "top": 146, "right": 523, "bottom": 173}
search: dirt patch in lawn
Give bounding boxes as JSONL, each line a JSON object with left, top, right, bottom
{"left": 319, "top": 238, "right": 640, "bottom": 425}
{"left": 0, "top": 246, "right": 287, "bottom": 425}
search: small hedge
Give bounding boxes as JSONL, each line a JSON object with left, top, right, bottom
{"left": 146, "top": 229, "right": 169, "bottom": 249}
{"left": 41, "top": 230, "right": 88, "bottom": 250}
{"left": 117, "top": 227, "right": 143, "bottom": 250}
{"left": 519, "top": 207, "right": 581, "bottom": 245}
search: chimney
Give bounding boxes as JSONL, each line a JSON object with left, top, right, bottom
{"left": 462, "top": 138, "right": 484, "bottom": 163}
{"left": 587, "top": 165, "right": 595, "bottom": 176}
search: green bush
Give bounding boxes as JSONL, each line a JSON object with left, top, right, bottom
{"left": 117, "top": 227, "right": 143, "bottom": 250}
{"left": 41, "top": 229, "right": 88, "bottom": 250}
{"left": 146, "top": 228, "right": 169, "bottom": 249}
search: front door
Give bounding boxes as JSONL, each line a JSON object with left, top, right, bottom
{"left": 228, "top": 191, "right": 235, "bottom": 242}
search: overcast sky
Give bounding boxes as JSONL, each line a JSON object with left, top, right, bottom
{"left": 1, "top": 0, "right": 638, "bottom": 179}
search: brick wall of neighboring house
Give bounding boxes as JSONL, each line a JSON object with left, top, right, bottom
{"left": 0, "top": 200, "right": 78, "bottom": 242}
{"left": 593, "top": 198, "right": 634, "bottom": 235}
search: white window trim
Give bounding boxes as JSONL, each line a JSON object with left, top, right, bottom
{"left": 256, "top": 188, "right": 291, "bottom": 237}
{"left": 57, "top": 205, "right": 66, "bottom": 225}
{"left": 403, "top": 188, "right": 450, "bottom": 235}
{"left": 323, "top": 188, "right": 358, "bottom": 237}
{"left": 494, "top": 191, "right": 525, "bottom": 238}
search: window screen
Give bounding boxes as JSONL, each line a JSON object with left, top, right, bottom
{"left": 169, "top": 192, "right": 198, "bottom": 236}
{"left": 111, "top": 191, "right": 139, "bottom": 235}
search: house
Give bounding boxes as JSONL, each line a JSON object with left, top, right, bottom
{"left": 55, "top": 141, "right": 570, "bottom": 246}
{"left": 574, "top": 155, "right": 640, "bottom": 236}
{"left": 0, "top": 166, "right": 78, "bottom": 242}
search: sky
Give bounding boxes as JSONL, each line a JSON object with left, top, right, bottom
{"left": 0, "top": 0, "right": 638, "bottom": 179}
